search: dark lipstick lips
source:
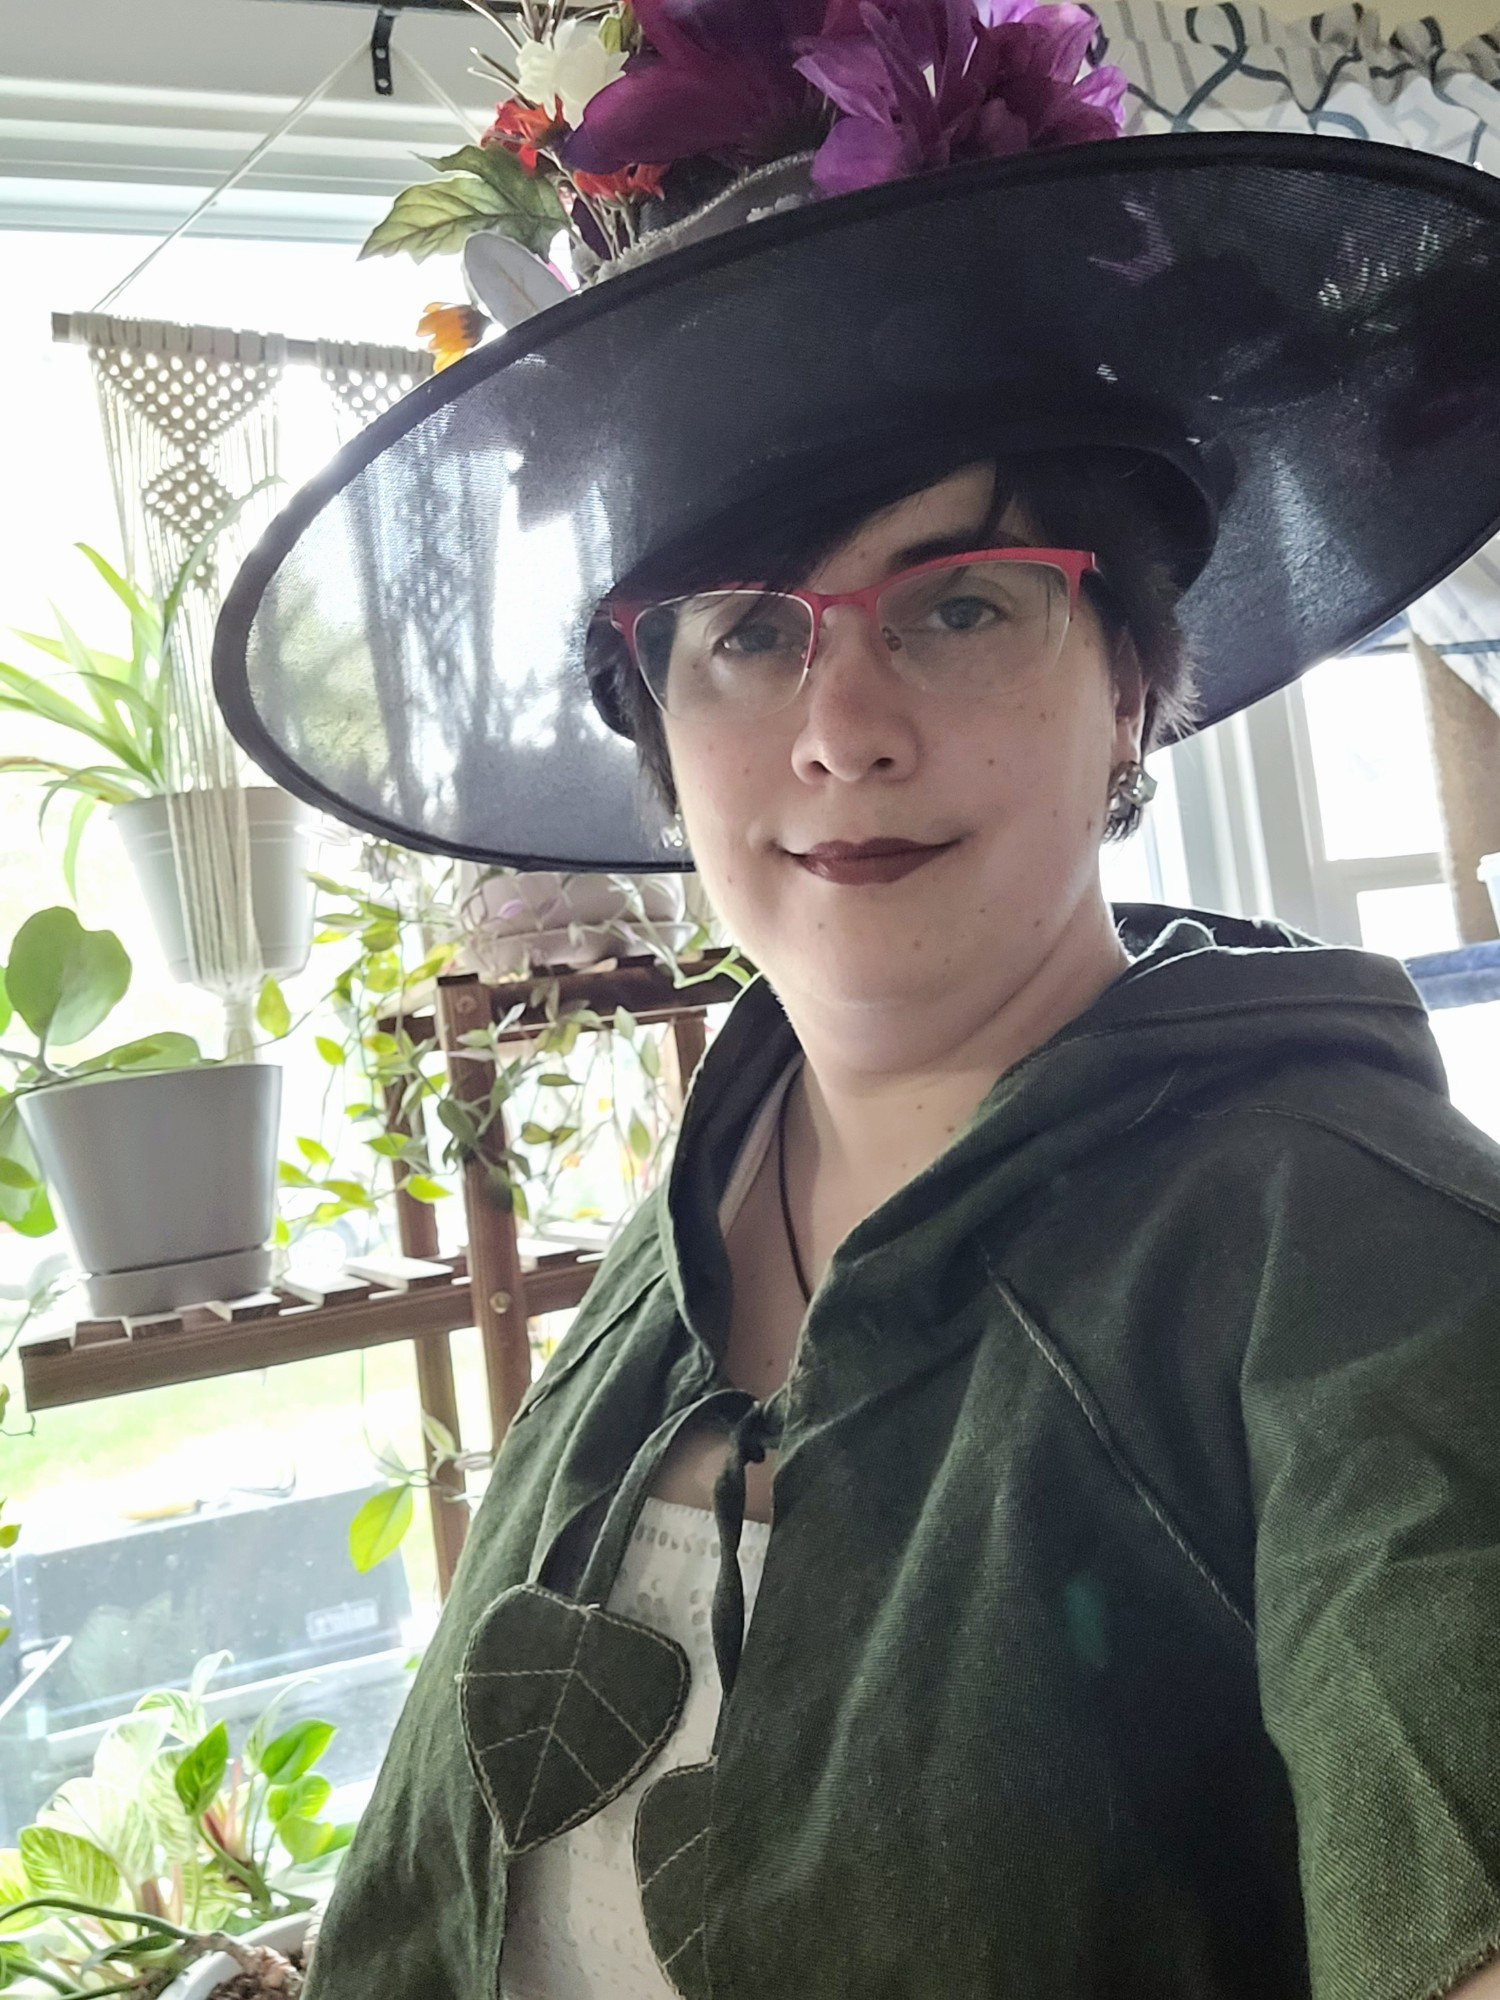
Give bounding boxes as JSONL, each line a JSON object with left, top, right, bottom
{"left": 796, "top": 839, "right": 943, "bottom": 858}
{"left": 790, "top": 840, "right": 957, "bottom": 884}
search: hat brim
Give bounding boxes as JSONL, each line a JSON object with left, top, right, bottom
{"left": 213, "top": 130, "right": 1500, "bottom": 871}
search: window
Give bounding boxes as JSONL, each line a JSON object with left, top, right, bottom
{"left": 0, "top": 208, "right": 472, "bottom": 1843}
{"left": 1166, "top": 654, "right": 1498, "bottom": 1141}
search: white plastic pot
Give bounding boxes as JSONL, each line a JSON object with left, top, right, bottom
{"left": 19, "top": 1061, "right": 282, "bottom": 1317}
{"left": 162, "top": 1912, "right": 311, "bottom": 2000}
{"left": 455, "top": 867, "right": 691, "bottom": 979}
{"left": 1478, "top": 853, "right": 1500, "bottom": 933}
{"left": 114, "top": 789, "right": 316, "bottom": 984}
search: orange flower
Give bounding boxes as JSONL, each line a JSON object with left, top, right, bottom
{"left": 570, "top": 161, "right": 668, "bottom": 200}
{"left": 483, "top": 95, "right": 567, "bottom": 172}
{"left": 417, "top": 302, "right": 489, "bottom": 371}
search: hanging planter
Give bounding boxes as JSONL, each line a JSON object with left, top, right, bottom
{"left": 114, "top": 787, "right": 316, "bottom": 984}
{"left": 455, "top": 866, "right": 691, "bottom": 979}
{"left": 0, "top": 494, "right": 308, "bottom": 1052}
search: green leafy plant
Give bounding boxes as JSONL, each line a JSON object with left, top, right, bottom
{"left": 0, "top": 908, "right": 202, "bottom": 1238}
{"left": 346, "top": 1412, "right": 494, "bottom": 1575}
{"left": 0, "top": 1652, "right": 351, "bottom": 1999}
{"left": 360, "top": 142, "right": 567, "bottom": 264}
{"left": 278, "top": 854, "right": 747, "bottom": 1255}
{"left": 0, "top": 488, "right": 278, "bottom": 895}
{"left": 280, "top": 850, "right": 752, "bottom": 1571}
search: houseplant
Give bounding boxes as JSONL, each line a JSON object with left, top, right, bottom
{"left": 453, "top": 864, "right": 691, "bottom": 980}
{"left": 0, "top": 907, "right": 281, "bottom": 1316}
{"left": 276, "top": 852, "right": 742, "bottom": 1257}
{"left": 285, "top": 851, "right": 750, "bottom": 1570}
{"left": 0, "top": 522, "right": 314, "bottom": 983}
{"left": 0, "top": 1651, "right": 351, "bottom": 2000}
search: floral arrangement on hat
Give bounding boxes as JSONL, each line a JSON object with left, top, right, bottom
{"left": 368, "top": 0, "right": 1127, "bottom": 365}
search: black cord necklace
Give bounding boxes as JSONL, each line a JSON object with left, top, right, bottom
{"left": 777, "top": 1077, "right": 813, "bottom": 1306}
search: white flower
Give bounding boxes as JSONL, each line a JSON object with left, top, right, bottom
{"left": 516, "top": 18, "right": 628, "bottom": 129}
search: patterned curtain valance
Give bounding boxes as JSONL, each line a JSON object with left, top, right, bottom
{"left": 1104, "top": 1, "right": 1499, "bottom": 166}
{"left": 1095, "top": 0, "right": 1500, "bottom": 717}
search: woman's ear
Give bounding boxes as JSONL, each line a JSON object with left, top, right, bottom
{"left": 1109, "top": 635, "right": 1148, "bottom": 765}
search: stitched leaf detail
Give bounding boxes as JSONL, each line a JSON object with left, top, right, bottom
{"left": 459, "top": 1584, "right": 690, "bottom": 1856}
{"left": 635, "top": 1757, "right": 716, "bottom": 2000}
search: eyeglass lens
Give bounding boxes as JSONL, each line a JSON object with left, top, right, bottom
{"left": 633, "top": 559, "right": 1072, "bottom": 720}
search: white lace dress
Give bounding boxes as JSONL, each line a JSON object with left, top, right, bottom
{"left": 498, "top": 1062, "right": 798, "bottom": 1999}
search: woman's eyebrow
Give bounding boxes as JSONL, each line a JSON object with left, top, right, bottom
{"left": 886, "top": 528, "right": 1037, "bottom": 570}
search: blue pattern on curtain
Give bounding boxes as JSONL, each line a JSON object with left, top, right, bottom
{"left": 1095, "top": 0, "right": 1500, "bottom": 710}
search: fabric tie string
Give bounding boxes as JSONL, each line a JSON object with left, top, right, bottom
{"left": 710, "top": 1403, "right": 777, "bottom": 1705}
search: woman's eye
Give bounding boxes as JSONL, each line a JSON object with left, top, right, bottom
{"left": 719, "top": 620, "right": 795, "bottom": 657}
{"left": 931, "top": 594, "right": 1004, "bottom": 632}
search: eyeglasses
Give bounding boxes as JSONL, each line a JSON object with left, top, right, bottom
{"left": 609, "top": 547, "right": 1099, "bottom": 723}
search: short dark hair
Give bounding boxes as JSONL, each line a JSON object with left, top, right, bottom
{"left": 586, "top": 439, "right": 1200, "bottom": 843}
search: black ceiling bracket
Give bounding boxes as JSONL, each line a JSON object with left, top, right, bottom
{"left": 371, "top": 7, "right": 397, "bottom": 96}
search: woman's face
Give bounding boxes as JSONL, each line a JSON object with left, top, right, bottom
{"left": 661, "top": 464, "right": 1145, "bottom": 1037}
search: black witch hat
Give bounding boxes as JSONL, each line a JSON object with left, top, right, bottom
{"left": 213, "top": 116, "right": 1500, "bottom": 870}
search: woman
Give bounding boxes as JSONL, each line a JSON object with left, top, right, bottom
{"left": 215, "top": 34, "right": 1500, "bottom": 1996}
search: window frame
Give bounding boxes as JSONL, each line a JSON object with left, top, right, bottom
{"left": 1168, "top": 673, "right": 1446, "bottom": 946}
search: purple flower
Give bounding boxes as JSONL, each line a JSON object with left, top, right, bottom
{"left": 794, "top": 0, "right": 1128, "bottom": 196}
{"left": 561, "top": 0, "right": 848, "bottom": 174}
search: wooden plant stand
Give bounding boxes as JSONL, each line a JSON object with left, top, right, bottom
{"left": 18, "top": 950, "right": 743, "bottom": 1594}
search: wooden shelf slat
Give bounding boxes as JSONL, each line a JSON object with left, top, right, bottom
{"left": 122, "top": 1311, "right": 185, "bottom": 1339}
{"left": 382, "top": 949, "right": 746, "bottom": 1057}
{"left": 193, "top": 1291, "right": 284, "bottom": 1325}
{"left": 19, "top": 1256, "right": 598, "bottom": 1412}
{"left": 18, "top": 949, "right": 723, "bottom": 1610}
{"left": 73, "top": 1318, "right": 131, "bottom": 1349}
{"left": 275, "top": 1271, "right": 376, "bottom": 1308}
{"left": 343, "top": 1254, "right": 454, "bottom": 1293}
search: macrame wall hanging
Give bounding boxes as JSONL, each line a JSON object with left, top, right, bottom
{"left": 49, "top": 318, "right": 434, "bottom": 1057}
{"left": 87, "top": 316, "right": 285, "bottom": 1059}
{"left": 50, "top": 21, "right": 451, "bottom": 1056}
{"left": 318, "top": 340, "right": 431, "bottom": 441}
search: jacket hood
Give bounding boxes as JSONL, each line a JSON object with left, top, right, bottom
{"left": 660, "top": 903, "right": 1444, "bottom": 1370}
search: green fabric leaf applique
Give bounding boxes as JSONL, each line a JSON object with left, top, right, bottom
{"left": 459, "top": 1585, "right": 689, "bottom": 1856}
{"left": 634, "top": 1758, "right": 716, "bottom": 2000}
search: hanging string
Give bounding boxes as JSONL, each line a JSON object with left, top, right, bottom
{"left": 392, "top": 42, "right": 486, "bottom": 144}
{"left": 64, "top": 22, "right": 478, "bottom": 1056}
{"left": 91, "top": 37, "right": 371, "bottom": 317}
{"left": 89, "top": 29, "right": 482, "bottom": 323}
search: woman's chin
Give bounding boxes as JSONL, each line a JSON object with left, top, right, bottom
{"left": 765, "top": 936, "right": 964, "bottom": 1014}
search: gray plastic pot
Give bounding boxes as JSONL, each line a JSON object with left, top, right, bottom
{"left": 113, "top": 789, "right": 315, "bottom": 983}
{"left": 19, "top": 1061, "right": 282, "bottom": 1318}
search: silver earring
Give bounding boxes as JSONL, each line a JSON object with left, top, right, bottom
{"left": 1106, "top": 759, "right": 1157, "bottom": 830}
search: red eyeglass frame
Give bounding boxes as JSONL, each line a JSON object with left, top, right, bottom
{"left": 608, "top": 546, "right": 1100, "bottom": 696}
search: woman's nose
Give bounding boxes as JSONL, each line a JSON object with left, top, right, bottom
{"left": 790, "top": 604, "right": 919, "bottom": 780}
{"left": 806, "top": 601, "right": 897, "bottom": 689}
